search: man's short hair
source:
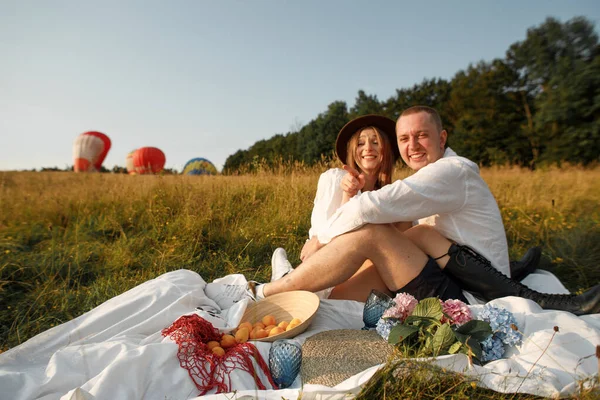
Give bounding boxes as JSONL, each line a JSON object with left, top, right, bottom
{"left": 400, "top": 106, "right": 443, "bottom": 132}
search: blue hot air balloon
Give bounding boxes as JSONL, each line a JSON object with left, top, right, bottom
{"left": 183, "top": 158, "right": 218, "bottom": 175}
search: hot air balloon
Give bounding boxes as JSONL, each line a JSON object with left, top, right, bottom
{"left": 125, "top": 150, "right": 136, "bottom": 175}
{"left": 132, "top": 147, "right": 166, "bottom": 174}
{"left": 182, "top": 158, "right": 218, "bottom": 175}
{"left": 73, "top": 131, "right": 111, "bottom": 172}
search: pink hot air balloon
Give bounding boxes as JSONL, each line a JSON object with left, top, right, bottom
{"left": 73, "top": 131, "right": 111, "bottom": 172}
{"left": 133, "top": 147, "right": 166, "bottom": 174}
{"left": 125, "top": 150, "right": 136, "bottom": 175}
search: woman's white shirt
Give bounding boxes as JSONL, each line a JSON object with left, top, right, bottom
{"left": 308, "top": 168, "right": 353, "bottom": 240}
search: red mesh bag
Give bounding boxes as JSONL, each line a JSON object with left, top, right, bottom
{"left": 162, "top": 314, "right": 277, "bottom": 395}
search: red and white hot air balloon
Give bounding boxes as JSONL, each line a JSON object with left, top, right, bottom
{"left": 125, "top": 150, "right": 136, "bottom": 175}
{"left": 73, "top": 131, "right": 111, "bottom": 172}
{"left": 132, "top": 147, "right": 166, "bottom": 174}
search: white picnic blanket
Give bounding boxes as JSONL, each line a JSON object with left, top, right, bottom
{"left": 1, "top": 269, "right": 599, "bottom": 399}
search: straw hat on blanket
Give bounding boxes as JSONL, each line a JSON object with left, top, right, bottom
{"left": 301, "top": 329, "right": 396, "bottom": 386}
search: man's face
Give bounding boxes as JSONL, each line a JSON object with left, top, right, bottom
{"left": 396, "top": 112, "right": 447, "bottom": 171}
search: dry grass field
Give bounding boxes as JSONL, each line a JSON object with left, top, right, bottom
{"left": 1, "top": 164, "right": 599, "bottom": 398}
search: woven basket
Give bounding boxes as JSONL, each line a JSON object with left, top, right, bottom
{"left": 301, "top": 329, "right": 395, "bottom": 386}
{"left": 241, "top": 290, "right": 320, "bottom": 342}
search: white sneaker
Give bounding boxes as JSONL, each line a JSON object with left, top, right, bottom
{"left": 271, "top": 248, "right": 294, "bottom": 282}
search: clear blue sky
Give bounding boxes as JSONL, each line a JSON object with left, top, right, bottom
{"left": 1, "top": 0, "right": 598, "bottom": 172}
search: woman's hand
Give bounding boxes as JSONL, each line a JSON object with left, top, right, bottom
{"left": 340, "top": 165, "right": 365, "bottom": 199}
{"left": 301, "top": 237, "right": 324, "bottom": 262}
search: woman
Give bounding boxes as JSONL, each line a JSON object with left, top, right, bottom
{"left": 306, "top": 115, "right": 404, "bottom": 301}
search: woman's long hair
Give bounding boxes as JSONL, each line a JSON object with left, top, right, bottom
{"left": 345, "top": 126, "right": 394, "bottom": 190}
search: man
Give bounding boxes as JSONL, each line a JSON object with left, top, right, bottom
{"left": 254, "top": 106, "right": 600, "bottom": 315}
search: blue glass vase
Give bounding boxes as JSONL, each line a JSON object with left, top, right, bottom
{"left": 268, "top": 339, "right": 302, "bottom": 389}
{"left": 362, "top": 289, "right": 394, "bottom": 330}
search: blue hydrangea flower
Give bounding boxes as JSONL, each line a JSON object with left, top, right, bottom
{"left": 481, "top": 334, "right": 505, "bottom": 362}
{"left": 376, "top": 318, "right": 399, "bottom": 341}
{"left": 500, "top": 327, "right": 523, "bottom": 347}
{"left": 478, "top": 304, "right": 523, "bottom": 347}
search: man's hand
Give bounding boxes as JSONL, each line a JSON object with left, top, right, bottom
{"left": 300, "top": 236, "right": 324, "bottom": 262}
{"left": 341, "top": 165, "right": 366, "bottom": 198}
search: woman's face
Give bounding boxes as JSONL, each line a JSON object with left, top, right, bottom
{"left": 354, "top": 128, "right": 382, "bottom": 175}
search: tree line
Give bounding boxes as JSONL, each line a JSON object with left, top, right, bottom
{"left": 224, "top": 17, "right": 599, "bottom": 172}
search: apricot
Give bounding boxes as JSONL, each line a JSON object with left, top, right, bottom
{"left": 278, "top": 321, "right": 289, "bottom": 330}
{"left": 268, "top": 326, "right": 285, "bottom": 337}
{"left": 212, "top": 346, "right": 225, "bottom": 356}
{"left": 220, "top": 334, "right": 237, "bottom": 349}
{"left": 262, "top": 315, "right": 276, "bottom": 327}
{"left": 238, "top": 322, "right": 253, "bottom": 333}
{"left": 290, "top": 318, "right": 302, "bottom": 325}
{"left": 253, "top": 321, "right": 266, "bottom": 330}
{"left": 286, "top": 322, "right": 300, "bottom": 331}
{"left": 264, "top": 324, "right": 277, "bottom": 333}
{"left": 207, "top": 341, "right": 221, "bottom": 350}
{"left": 254, "top": 329, "right": 268, "bottom": 339}
{"left": 235, "top": 327, "right": 249, "bottom": 343}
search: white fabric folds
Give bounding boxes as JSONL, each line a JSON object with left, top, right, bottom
{"left": 1, "top": 270, "right": 598, "bottom": 399}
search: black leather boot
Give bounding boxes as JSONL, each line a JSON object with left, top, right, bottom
{"left": 444, "top": 244, "right": 600, "bottom": 316}
{"left": 509, "top": 246, "right": 542, "bottom": 281}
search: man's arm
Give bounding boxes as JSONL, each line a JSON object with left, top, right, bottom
{"left": 315, "top": 158, "right": 469, "bottom": 244}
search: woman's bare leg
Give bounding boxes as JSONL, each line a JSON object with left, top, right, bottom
{"left": 326, "top": 224, "right": 455, "bottom": 301}
{"left": 404, "top": 224, "right": 453, "bottom": 269}
{"left": 263, "top": 224, "right": 428, "bottom": 297}
{"left": 326, "top": 223, "right": 439, "bottom": 302}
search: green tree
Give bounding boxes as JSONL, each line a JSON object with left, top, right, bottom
{"left": 349, "top": 90, "right": 383, "bottom": 118}
{"left": 448, "top": 60, "right": 530, "bottom": 166}
{"left": 223, "top": 149, "right": 248, "bottom": 172}
{"left": 295, "top": 101, "right": 349, "bottom": 164}
{"left": 506, "top": 16, "right": 599, "bottom": 166}
{"left": 384, "top": 78, "right": 453, "bottom": 130}
{"left": 535, "top": 53, "right": 600, "bottom": 165}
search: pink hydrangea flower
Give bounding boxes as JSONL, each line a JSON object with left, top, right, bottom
{"left": 383, "top": 292, "right": 418, "bottom": 322}
{"left": 440, "top": 298, "right": 473, "bottom": 326}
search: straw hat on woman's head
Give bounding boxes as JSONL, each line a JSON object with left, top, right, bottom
{"left": 335, "top": 114, "right": 399, "bottom": 164}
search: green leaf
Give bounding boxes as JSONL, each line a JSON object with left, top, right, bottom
{"left": 411, "top": 298, "right": 444, "bottom": 320}
{"left": 404, "top": 315, "right": 442, "bottom": 329}
{"left": 465, "top": 336, "right": 483, "bottom": 361}
{"left": 456, "top": 320, "right": 493, "bottom": 342}
{"left": 420, "top": 335, "right": 434, "bottom": 357}
{"left": 448, "top": 341, "right": 463, "bottom": 354}
{"left": 453, "top": 331, "right": 468, "bottom": 344}
{"left": 454, "top": 332, "right": 483, "bottom": 361}
{"left": 388, "top": 324, "right": 419, "bottom": 345}
{"left": 431, "top": 323, "right": 457, "bottom": 356}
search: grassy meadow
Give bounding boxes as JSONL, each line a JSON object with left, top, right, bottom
{"left": 1, "top": 163, "right": 599, "bottom": 398}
